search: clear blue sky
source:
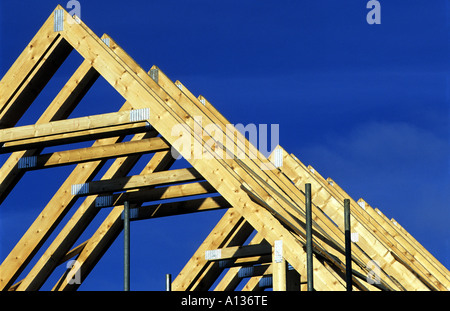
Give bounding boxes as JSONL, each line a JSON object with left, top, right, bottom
{"left": 0, "top": 1, "right": 448, "bottom": 290}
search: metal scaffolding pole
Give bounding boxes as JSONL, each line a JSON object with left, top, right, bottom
{"left": 124, "top": 201, "right": 130, "bottom": 291}
{"left": 305, "top": 183, "right": 314, "bottom": 291}
{"left": 166, "top": 274, "right": 172, "bottom": 291}
{"left": 344, "top": 198, "right": 352, "bottom": 291}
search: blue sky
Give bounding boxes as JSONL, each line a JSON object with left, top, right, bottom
{"left": 0, "top": 1, "right": 448, "bottom": 290}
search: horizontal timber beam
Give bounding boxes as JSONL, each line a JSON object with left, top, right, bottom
{"left": 95, "top": 181, "right": 216, "bottom": 207}
{"left": 131, "top": 196, "right": 231, "bottom": 220}
{"left": 218, "top": 255, "right": 273, "bottom": 269}
{"left": 205, "top": 242, "right": 272, "bottom": 262}
{"left": 71, "top": 167, "right": 204, "bottom": 196}
{"left": 0, "top": 109, "right": 150, "bottom": 144}
{"left": 1, "top": 122, "right": 154, "bottom": 154}
{"left": 238, "top": 264, "right": 272, "bottom": 279}
{"left": 17, "top": 137, "right": 169, "bottom": 170}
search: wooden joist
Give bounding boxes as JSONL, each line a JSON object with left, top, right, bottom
{"left": 0, "top": 109, "right": 151, "bottom": 153}
{"left": 71, "top": 167, "right": 203, "bottom": 197}
{"left": 205, "top": 242, "right": 272, "bottom": 262}
{"left": 135, "top": 196, "right": 231, "bottom": 220}
{"left": 99, "top": 181, "right": 216, "bottom": 207}
{"left": 17, "top": 136, "right": 169, "bottom": 170}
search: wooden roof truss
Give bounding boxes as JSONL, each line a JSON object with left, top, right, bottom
{"left": 0, "top": 6, "right": 448, "bottom": 291}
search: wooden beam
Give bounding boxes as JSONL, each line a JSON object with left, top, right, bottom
{"left": 10, "top": 239, "right": 90, "bottom": 290}
{"left": 135, "top": 196, "right": 231, "bottom": 220}
{"left": 0, "top": 109, "right": 150, "bottom": 145}
{"left": 241, "top": 276, "right": 268, "bottom": 291}
{"left": 389, "top": 216, "right": 450, "bottom": 282}
{"left": 0, "top": 6, "right": 73, "bottom": 129}
{"left": 186, "top": 79, "right": 401, "bottom": 293}
{"left": 18, "top": 136, "right": 169, "bottom": 170}
{"left": 5, "top": 241, "right": 89, "bottom": 290}
{"left": 60, "top": 241, "right": 88, "bottom": 263}
{"left": 1, "top": 8, "right": 343, "bottom": 292}
{"left": 99, "top": 181, "right": 216, "bottom": 207}
{"left": 52, "top": 150, "right": 176, "bottom": 291}
{"left": 53, "top": 205, "right": 124, "bottom": 291}
{"left": 356, "top": 200, "right": 449, "bottom": 290}
{"left": 173, "top": 210, "right": 254, "bottom": 291}
{"left": 219, "top": 255, "right": 272, "bottom": 269}
{"left": 213, "top": 233, "right": 268, "bottom": 291}
{"left": 0, "top": 59, "right": 99, "bottom": 205}
{"left": 239, "top": 264, "right": 272, "bottom": 279}
{"left": 213, "top": 267, "right": 242, "bottom": 291}
{"left": 205, "top": 243, "right": 272, "bottom": 262}
{"left": 0, "top": 135, "right": 119, "bottom": 290}
{"left": 272, "top": 240, "right": 301, "bottom": 291}
{"left": 71, "top": 167, "right": 203, "bottom": 197}
{"left": 1, "top": 123, "right": 153, "bottom": 154}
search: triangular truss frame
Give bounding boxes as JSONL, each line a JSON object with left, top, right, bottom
{"left": 0, "top": 6, "right": 448, "bottom": 291}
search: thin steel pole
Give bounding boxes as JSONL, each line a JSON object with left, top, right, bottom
{"left": 166, "top": 274, "right": 172, "bottom": 291}
{"left": 124, "top": 201, "right": 130, "bottom": 291}
{"left": 305, "top": 183, "right": 314, "bottom": 291}
{"left": 344, "top": 198, "right": 352, "bottom": 291}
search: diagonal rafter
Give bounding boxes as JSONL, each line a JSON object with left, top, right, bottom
{"left": 0, "top": 59, "right": 99, "bottom": 205}
{"left": 13, "top": 129, "right": 156, "bottom": 291}
{"left": 52, "top": 149, "right": 176, "bottom": 291}
{"left": 0, "top": 12, "right": 73, "bottom": 129}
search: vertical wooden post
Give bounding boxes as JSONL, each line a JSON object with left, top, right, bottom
{"left": 273, "top": 240, "right": 300, "bottom": 291}
{"left": 272, "top": 240, "right": 286, "bottom": 291}
{"left": 272, "top": 260, "right": 287, "bottom": 291}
